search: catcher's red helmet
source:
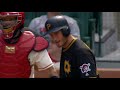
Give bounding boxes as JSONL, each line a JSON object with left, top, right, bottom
{"left": 0, "top": 12, "right": 24, "bottom": 39}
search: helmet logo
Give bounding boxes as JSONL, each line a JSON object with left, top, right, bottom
{"left": 46, "top": 24, "right": 51, "bottom": 31}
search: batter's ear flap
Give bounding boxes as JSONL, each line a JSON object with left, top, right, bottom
{"left": 61, "top": 26, "right": 70, "bottom": 37}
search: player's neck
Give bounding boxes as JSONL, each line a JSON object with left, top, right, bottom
{"left": 63, "top": 35, "right": 76, "bottom": 48}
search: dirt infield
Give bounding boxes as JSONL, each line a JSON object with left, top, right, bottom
{"left": 97, "top": 68, "right": 120, "bottom": 78}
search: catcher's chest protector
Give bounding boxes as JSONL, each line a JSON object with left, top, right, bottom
{"left": 0, "top": 31, "right": 35, "bottom": 78}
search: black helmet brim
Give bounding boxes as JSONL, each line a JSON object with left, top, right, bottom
{"left": 43, "top": 26, "right": 68, "bottom": 36}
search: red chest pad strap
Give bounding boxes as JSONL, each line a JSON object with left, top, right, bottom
{"left": 33, "top": 36, "right": 49, "bottom": 51}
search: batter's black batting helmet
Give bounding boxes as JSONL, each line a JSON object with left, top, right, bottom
{"left": 43, "top": 15, "right": 70, "bottom": 37}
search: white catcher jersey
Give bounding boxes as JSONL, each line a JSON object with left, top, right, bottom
{"left": 28, "top": 49, "right": 54, "bottom": 78}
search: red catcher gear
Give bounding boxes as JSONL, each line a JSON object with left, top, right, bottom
{"left": 33, "top": 36, "right": 49, "bottom": 51}
{"left": 0, "top": 30, "right": 48, "bottom": 78}
{"left": 0, "top": 12, "right": 24, "bottom": 39}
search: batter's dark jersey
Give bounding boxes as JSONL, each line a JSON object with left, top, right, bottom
{"left": 60, "top": 38, "right": 97, "bottom": 78}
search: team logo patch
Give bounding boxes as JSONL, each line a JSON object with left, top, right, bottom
{"left": 64, "top": 60, "right": 71, "bottom": 74}
{"left": 5, "top": 46, "right": 15, "bottom": 54}
{"left": 80, "top": 63, "right": 91, "bottom": 76}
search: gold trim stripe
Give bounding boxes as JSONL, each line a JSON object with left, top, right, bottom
{"left": 63, "top": 38, "right": 77, "bottom": 52}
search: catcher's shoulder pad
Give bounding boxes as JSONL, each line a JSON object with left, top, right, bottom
{"left": 33, "top": 36, "right": 49, "bottom": 51}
